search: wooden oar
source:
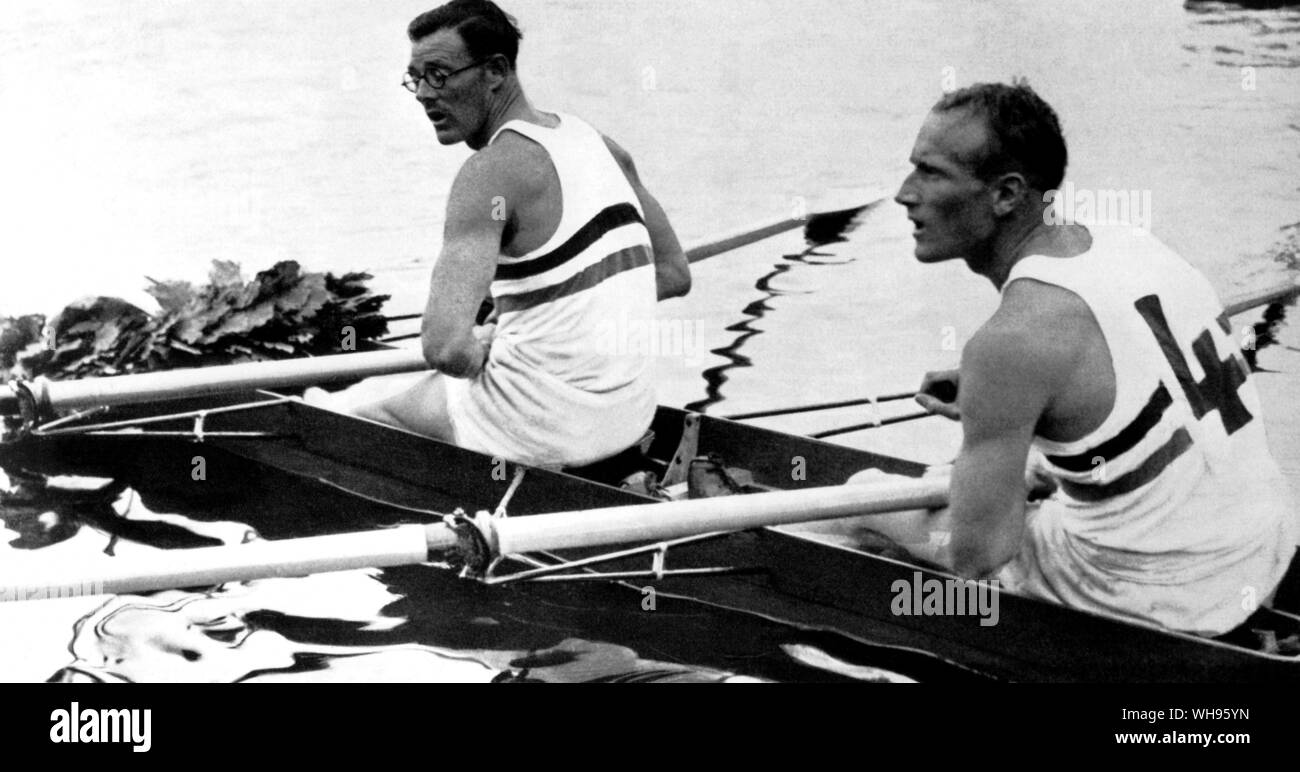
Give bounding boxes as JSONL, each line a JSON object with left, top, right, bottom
{"left": 1224, "top": 279, "right": 1300, "bottom": 317}
{"left": 2, "top": 349, "right": 430, "bottom": 415}
{"left": 0, "top": 195, "right": 886, "bottom": 417}
{"left": 682, "top": 194, "right": 881, "bottom": 264}
{"left": 0, "top": 475, "right": 948, "bottom": 601}
{"left": 810, "top": 410, "right": 932, "bottom": 439}
{"left": 723, "top": 391, "right": 916, "bottom": 421}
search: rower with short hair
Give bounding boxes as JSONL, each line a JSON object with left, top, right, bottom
{"left": 312, "top": 0, "right": 690, "bottom": 467}
{"left": 894, "top": 80, "right": 1297, "bottom": 635}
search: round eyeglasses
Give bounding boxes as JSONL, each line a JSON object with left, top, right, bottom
{"left": 402, "top": 60, "right": 488, "bottom": 93}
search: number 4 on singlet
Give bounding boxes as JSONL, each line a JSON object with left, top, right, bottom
{"left": 1134, "top": 294, "right": 1253, "bottom": 435}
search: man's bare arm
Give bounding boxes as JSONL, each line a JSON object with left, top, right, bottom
{"left": 946, "top": 315, "right": 1063, "bottom": 578}
{"left": 421, "top": 150, "right": 509, "bottom": 377}
{"left": 602, "top": 136, "right": 690, "bottom": 300}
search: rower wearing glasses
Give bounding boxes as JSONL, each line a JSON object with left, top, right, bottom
{"left": 891, "top": 81, "right": 1296, "bottom": 636}
{"left": 311, "top": 0, "right": 690, "bottom": 468}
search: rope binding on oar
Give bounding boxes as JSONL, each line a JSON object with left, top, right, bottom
{"left": 7, "top": 379, "right": 40, "bottom": 438}
{"left": 438, "top": 510, "right": 493, "bottom": 577}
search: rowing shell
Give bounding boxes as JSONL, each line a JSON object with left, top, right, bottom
{"left": 3, "top": 390, "right": 1297, "bottom": 682}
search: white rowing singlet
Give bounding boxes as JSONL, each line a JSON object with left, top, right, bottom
{"left": 443, "top": 112, "right": 658, "bottom": 468}
{"left": 997, "top": 223, "right": 1297, "bottom": 635}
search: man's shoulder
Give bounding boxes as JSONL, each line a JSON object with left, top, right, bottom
{"left": 965, "top": 316, "right": 1052, "bottom": 371}
{"left": 455, "top": 134, "right": 553, "bottom": 197}
{"left": 998, "top": 277, "right": 1096, "bottom": 329}
{"left": 971, "top": 281, "right": 1095, "bottom": 374}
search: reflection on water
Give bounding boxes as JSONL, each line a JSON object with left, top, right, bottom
{"left": 0, "top": 458, "right": 972, "bottom": 684}
{"left": 3, "top": 481, "right": 762, "bottom": 683}
{"left": 687, "top": 209, "right": 867, "bottom": 415}
{"left": 52, "top": 586, "right": 760, "bottom": 684}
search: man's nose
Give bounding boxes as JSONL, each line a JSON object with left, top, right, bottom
{"left": 416, "top": 79, "right": 438, "bottom": 101}
{"left": 894, "top": 181, "right": 917, "bottom": 208}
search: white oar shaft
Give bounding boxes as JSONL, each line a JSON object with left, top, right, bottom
{"left": 0, "top": 524, "right": 441, "bottom": 602}
{"left": 23, "top": 348, "right": 429, "bottom": 412}
{"left": 0, "top": 477, "right": 947, "bottom": 602}
{"left": 491, "top": 476, "right": 949, "bottom": 554}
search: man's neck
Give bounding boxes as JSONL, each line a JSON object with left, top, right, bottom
{"left": 471, "top": 80, "right": 545, "bottom": 149}
{"left": 973, "top": 210, "right": 1089, "bottom": 290}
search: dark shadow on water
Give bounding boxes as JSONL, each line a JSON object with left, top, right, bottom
{"left": 1245, "top": 300, "right": 1292, "bottom": 371}
{"left": 686, "top": 209, "right": 868, "bottom": 415}
{"left": 2, "top": 436, "right": 989, "bottom": 683}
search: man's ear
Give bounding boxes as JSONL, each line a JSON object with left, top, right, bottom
{"left": 484, "top": 54, "right": 510, "bottom": 90}
{"left": 990, "top": 172, "right": 1030, "bottom": 217}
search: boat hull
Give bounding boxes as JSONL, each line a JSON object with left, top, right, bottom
{"left": 3, "top": 393, "right": 1298, "bottom": 682}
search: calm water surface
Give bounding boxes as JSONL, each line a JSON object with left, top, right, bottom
{"left": 3, "top": 0, "right": 1297, "bottom": 413}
